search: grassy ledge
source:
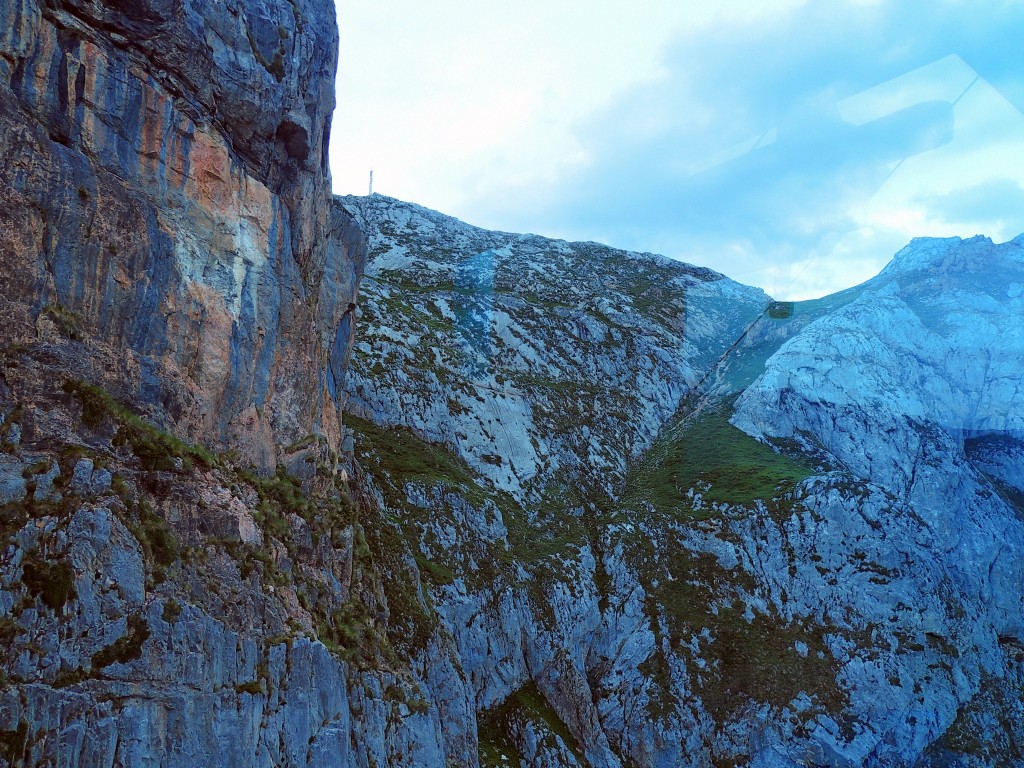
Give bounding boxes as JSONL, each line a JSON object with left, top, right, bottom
{"left": 622, "top": 399, "right": 812, "bottom": 515}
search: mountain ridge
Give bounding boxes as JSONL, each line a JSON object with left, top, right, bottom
{"left": 339, "top": 192, "right": 1024, "bottom": 767}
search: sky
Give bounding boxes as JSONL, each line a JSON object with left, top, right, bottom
{"left": 330, "top": 0, "right": 1024, "bottom": 300}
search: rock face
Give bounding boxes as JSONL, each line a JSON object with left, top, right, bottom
{"left": 340, "top": 197, "right": 1024, "bottom": 768}
{"left": 2, "top": 0, "right": 1023, "bottom": 765}
{"left": 0, "top": 0, "right": 363, "bottom": 467}
{"left": 0, "top": 1, "right": 432, "bottom": 766}
{"left": 341, "top": 193, "right": 767, "bottom": 500}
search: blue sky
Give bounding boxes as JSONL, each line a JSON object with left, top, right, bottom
{"left": 330, "top": 0, "right": 1024, "bottom": 299}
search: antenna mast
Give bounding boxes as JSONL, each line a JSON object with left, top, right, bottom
{"left": 369, "top": 170, "right": 373, "bottom": 196}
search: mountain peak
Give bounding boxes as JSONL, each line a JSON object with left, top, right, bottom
{"left": 878, "top": 233, "right": 1024, "bottom": 281}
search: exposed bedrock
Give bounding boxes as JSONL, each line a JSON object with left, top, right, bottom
{"left": 0, "top": 0, "right": 364, "bottom": 467}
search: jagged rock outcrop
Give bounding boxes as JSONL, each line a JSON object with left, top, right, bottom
{"left": 728, "top": 235, "right": 1024, "bottom": 764}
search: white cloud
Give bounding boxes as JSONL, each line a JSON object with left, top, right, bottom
{"left": 822, "top": 62, "right": 1024, "bottom": 296}
{"left": 330, "top": 0, "right": 808, "bottom": 206}
{"left": 330, "top": 0, "right": 1024, "bottom": 300}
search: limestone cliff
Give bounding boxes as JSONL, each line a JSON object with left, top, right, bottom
{"left": 0, "top": 1, "right": 448, "bottom": 766}
{"left": 0, "top": 0, "right": 362, "bottom": 468}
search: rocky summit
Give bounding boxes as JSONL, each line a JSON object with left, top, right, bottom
{"left": 1, "top": 1, "right": 1023, "bottom": 767}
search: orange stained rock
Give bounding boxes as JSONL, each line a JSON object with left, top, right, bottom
{"left": 139, "top": 81, "right": 169, "bottom": 175}
{"left": 166, "top": 117, "right": 191, "bottom": 192}
{"left": 321, "top": 383, "right": 342, "bottom": 448}
{"left": 240, "top": 175, "right": 273, "bottom": 241}
{"left": 78, "top": 39, "right": 99, "bottom": 103}
{"left": 184, "top": 127, "right": 237, "bottom": 219}
{"left": 184, "top": 281, "right": 235, "bottom": 404}
{"left": 29, "top": 24, "right": 55, "bottom": 115}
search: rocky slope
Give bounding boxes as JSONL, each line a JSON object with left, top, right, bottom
{"left": 340, "top": 195, "right": 1024, "bottom": 768}
{"left": 341, "top": 193, "right": 767, "bottom": 500}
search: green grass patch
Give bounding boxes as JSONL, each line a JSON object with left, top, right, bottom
{"left": 129, "top": 500, "right": 179, "bottom": 571}
{"left": 630, "top": 535, "right": 847, "bottom": 726}
{"left": 623, "top": 400, "right": 812, "bottom": 514}
{"left": 232, "top": 464, "right": 352, "bottom": 574}
{"left": 347, "top": 412, "right": 595, "bottom": 613}
{"left": 506, "top": 372, "right": 601, "bottom": 399}
{"left": 162, "top": 598, "right": 182, "bottom": 623}
{"left": 414, "top": 552, "right": 455, "bottom": 586}
{"left": 42, "top": 304, "right": 84, "bottom": 340}
{"left": 238, "top": 464, "right": 312, "bottom": 534}
{"left": 92, "top": 613, "right": 150, "bottom": 668}
{"left": 922, "top": 667, "right": 1024, "bottom": 764}
{"left": 0, "top": 616, "right": 24, "bottom": 645}
{"left": 478, "top": 706, "right": 524, "bottom": 768}
{"left": 315, "top": 582, "right": 400, "bottom": 668}
{"left": 346, "top": 413, "right": 485, "bottom": 505}
{"left": 20, "top": 554, "right": 75, "bottom": 610}
{"left": 358, "top": 284, "right": 456, "bottom": 336}
{"left": 698, "top": 607, "right": 844, "bottom": 722}
{"left": 478, "top": 681, "right": 585, "bottom": 768}
{"left": 235, "top": 680, "right": 264, "bottom": 695}
{"left": 214, "top": 462, "right": 352, "bottom": 597}
{"left": 62, "top": 379, "right": 217, "bottom": 473}
{"left": 246, "top": 27, "right": 285, "bottom": 80}
{"left": 345, "top": 416, "right": 500, "bottom": 652}
{"left": 361, "top": 515, "right": 437, "bottom": 656}
{"left": 283, "top": 434, "right": 319, "bottom": 453}
{"left": 52, "top": 666, "right": 90, "bottom": 688}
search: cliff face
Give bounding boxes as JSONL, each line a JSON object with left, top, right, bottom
{"left": 0, "top": 2, "right": 430, "bottom": 766}
{"left": 0, "top": 0, "right": 362, "bottom": 467}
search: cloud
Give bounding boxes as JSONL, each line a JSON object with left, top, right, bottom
{"left": 460, "top": 0, "right": 1024, "bottom": 299}
{"left": 921, "top": 178, "right": 1024, "bottom": 228}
